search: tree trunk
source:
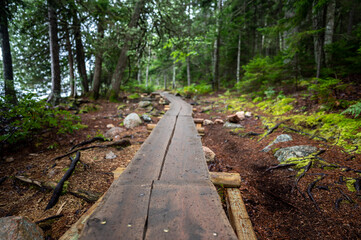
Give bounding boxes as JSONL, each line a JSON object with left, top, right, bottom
{"left": 0, "top": 1, "right": 17, "bottom": 105}
{"left": 91, "top": 21, "right": 104, "bottom": 100}
{"left": 137, "top": 59, "right": 141, "bottom": 85}
{"left": 213, "top": 0, "right": 222, "bottom": 91}
{"left": 347, "top": 6, "right": 355, "bottom": 35}
{"left": 172, "top": 63, "right": 176, "bottom": 89}
{"left": 186, "top": 54, "right": 191, "bottom": 86}
{"left": 65, "top": 25, "right": 75, "bottom": 98}
{"left": 110, "top": 0, "right": 145, "bottom": 99}
{"left": 324, "top": 0, "right": 335, "bottom": 66}
{"left": 312, "top": 1, "right": 325, "bottom": 78}
{"left": 145, "top": 46, "right": 150, "bottom": 88}
{"left": 47, "top": 0, "right": 61, "bottom": 105}
{"left": 164, "top": 74, "right": 167, "bottom": 89}
{"left": 236, "top": 31, "right": 241, "bottom": 86}
{"left": 73, "top": 12, "right": 88, "bottom": 93}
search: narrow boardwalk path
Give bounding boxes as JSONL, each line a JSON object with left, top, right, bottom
{"left": 79, "top": 93, "right": 237, "bottom": 240}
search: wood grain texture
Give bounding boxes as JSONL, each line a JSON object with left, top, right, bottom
{"left": 210, "top": 172, "right": 242, "bottom": 188}
{"left": 160, "top": 116, "right": 209, "bottom": 181}
{"left": 79, "top": 183, "right": 152, "bottom": 240}
{"left": 145, "top": 181, "right": 238, "bottom": 240}
{"left": 226, "top": 188, "right": 257, "bottom": 240}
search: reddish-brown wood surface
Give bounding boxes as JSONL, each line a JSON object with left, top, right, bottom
{"left": 79, "top": 93, "right": 238, "bottom": 240}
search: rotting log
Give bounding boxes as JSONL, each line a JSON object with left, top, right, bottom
{"left": 146, "top": 124, "right": 157, "bottom": 131}
{"left": 193, "top": 118, "right": 204, "bottom": 124}
{"left": 59, "top": 167, "right": 126, "bottom": 240}
{"left": 226, "top": 188, "right": 257, "bottom": 240}
{"left": 210, "top": 172, "right": 241, "bottom": 188}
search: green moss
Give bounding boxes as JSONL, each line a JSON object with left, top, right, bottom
{"left": 346, "top": 178, "right": 356, "bottom": 192}
{"left": 257, "top": 98, "right": 295, "bottom": 115}
{"left": 79, "top": 104, "right": 99, "bottom": 114}
{"left": 128, "top": 93, "right": 141, "bottom": 100}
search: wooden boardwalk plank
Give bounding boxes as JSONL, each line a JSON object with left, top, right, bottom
{"left": 145, "top": 180, "right": 238, "bottom": 240}
{"left": 160, "top": 116, "right": 209, "bottom": 181}
{"left": 79, "top": 184, "right": 152, "bottom": 240}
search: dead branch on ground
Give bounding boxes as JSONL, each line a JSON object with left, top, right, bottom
{"left": 70, "top": 137, "right": 107, "bottom": 151}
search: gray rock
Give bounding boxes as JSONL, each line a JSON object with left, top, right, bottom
{"left": 214, "top": 119, "right": 224, "bottom": 124}
{"left": 142, "top": 114, "right": 152, "bottom": 122}
{"left": 262, "top": 134, "right": 293, "bottom": 152}
{"left": 236, "top": 111, "right": 245, "bottom": 120}
{"left": 138, "top": 101, "right": 152, "bottom": 108}
{"left": 141, "top": 97, "right": 153, "bottom": 101}
{"left": 203, "top": 146, "right": 216, "bottom": 163}
{"left": 105, "top": 151, "right": 117, "bottom": 160}
{"left": 105, "top": 127, "right": 125, "bottom": 138}
{"left": 0, "top": 216, "right": 44, "bottom": 240}
{"left": 203, "top": 119, "right": 214, "bottom": 125}
{"left": 223, "top": 122, "right": 243, "bottom": 129}
{"left": 274, "top": 145, "right": 318, "bottom": 162}
{"left": 124, "top": 113, "right": 142, "bottom": 129}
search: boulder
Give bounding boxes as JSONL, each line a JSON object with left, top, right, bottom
{"left": 223, "top": 122, "right": 243, "bottom": 129}
{"left": 203, "top": 146, "right": 216, "bottom": 163}
{"left": 227, "top": 114, "right": 240, "bottom": 123}
{"left": 105, "top": 127, "right": 125, "bottom": 138}
{"left": 236, "top": 111, "right": 245, "bottom": 121}
{"left": 0, "top": 216, "right": 44, "bottom": 240}
{"left": 214, "top": 119, "right": 224, "bottom": 124}
{"left": 138, "top": 101, "right": 152, "bottom": 108}
{"left": 203, "top": 119, "right": 214, "bottom": 125}
{"left": 142, "top": 114, "right": 152, "bottom": 123}
{"left": 274, "top": 145, "right": 318, "bottom": 162}
{"left": 124, "top": 113, "right": 142, "bottom": 129}
{"left": 261, "top": 134, "right": 293, "bottom": 152}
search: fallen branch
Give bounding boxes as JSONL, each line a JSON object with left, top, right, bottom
{"left": 46, "top": 152, "right": 81, "bottom": 210}
{"left": 258, "top": 121, "right": 287, "bottom": 142}
{"left": 35, "top": 214, "right": 64, "bottom": 224}
{"left": 51, "top": 139, "right": 131, "bottom": 161}
{"left": 70, "top": 137, "right": 106, "bottom": 151}
{"left": 283, "top": 126, "right": 327, "bottom": 142}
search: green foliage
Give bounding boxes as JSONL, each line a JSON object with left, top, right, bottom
{"left": 178, "top": 83, "right": 212, "bottom": 96}
{"left": 236, "top": 57, "right": 283, "bottom": 93}
{"left": 0, "top": 94, "right": 84, "bottom": 145}
{"left": 127, "top": 93, "right": 141, "bottom": 99}
{"left": 257, "top": 97, "right": 295, "bottom": 115}
{"left": 342, "top": 102, "right": 361, "bottom": 118}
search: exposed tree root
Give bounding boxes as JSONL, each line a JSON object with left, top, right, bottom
{"left": 307, "top": 174, "right": 326, "bottom": 211}
{"left": 283, "top": 126, "right": 327, "bottom": 142}
{"left": 70, "top": 137, "right": 106, "bottom": 151}
{"left": 259, "top": 121, "right": 288, "bottom": 142}
{"left": 51, "top": 139, "right": 131, "bottom": 161}
{"left": 294, "top": 161, "right": 312, "bottom": 189}
{"left": 265, "top": 163, "right": 297, "bottom": 172}
{"left": 46, "top": 152, "right": 81, "bottom": 210}
{"left": 35, "top": 214, "right": 64, "bottom": 224}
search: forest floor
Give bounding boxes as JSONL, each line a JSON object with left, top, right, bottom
{"left": 1, "top": 92, "right": 361, "bottom": 239}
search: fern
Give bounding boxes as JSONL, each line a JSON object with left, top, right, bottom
{"left": 342, "top": 102, "right": 361, "bottom": 118}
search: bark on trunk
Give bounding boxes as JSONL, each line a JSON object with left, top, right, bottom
{"left": 312, "top": 1, "right": 325, "bottom": 78}
{"left": 324, "top": 0, "right": 335, "bottom": 66}
{"left": 65, "top": 25, "right": 75, "bottom": 98}
{"left": 145, "top": 46, "right": 150, "bottom": 87}
{"left": 236, "top": 31, "right": 241, "bottom": 85}
{"left": 164, "top": 74, "right": 167, "bottom": 89}
{"left": 213, "top": 0, "right": 222, "bottom": 91}
{"left": 172, "top": 63, "right": 176, "bottom": 89}
{"left": 347, "top": 6, "right": 354, "bottom": 35}
{"left": 73, "top": 12, "right": 88, "bottom": 93}
{"left": 0, "top": 2, "right": 17, "bottom": 105}
{"left": 91, "top": 21, "right": 104, "bottom": 100}
{"left": 110, "top": 0, "right": 145, "bottom": 99}
{"left": 186, "top": 55, "right": 191, "bottom": 86}
{"left": 47, "top": 0, "right": 61, "bottom": 105}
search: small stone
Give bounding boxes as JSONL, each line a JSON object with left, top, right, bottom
{"left": 142, "top": 114, "right": 152, "bottom": 123}
{"left": 106, "top": 124, "right": 115, "bottom": 128}
{"left": 203, "top": 119, "right": 214, "bottom": 125}
{"left": 203, "top": 146, "right": 216, "bottom": 163}
{"left": 105, "top": 151, "right": 117, "bottom": 160}
{"left": 47, "top": 169, "right": 57, "bottom": 179}
{"left": 261, "top": 134, "right": 293, "bottom": 152}
{"left": 0, "top": 216, "right": 44, "bottom": 240}
{"left": 124, "top": 113, "right": 142, "bottom": 129}
{"left": 114, "top": 135, "right": 121, "bottom": 141}
{"left": 223, "top": 122, "right": 243, "bottom": 129}
{"left": 227, "top": 114, "right": 240, "bottom": 123}
{"left": 214, "top": 119, "right": 224, "bottom": 124}
{"left": 5, "top": 157, "right": 14, "bottom": 163}
{"left": 245, "top": 111, "right": 252, "bottom": 117}
{"left": 138, "top": 100, "right": 152, "bottom": 108}
{"left": 236, "top": 111, "right": 246, "bottom": 120}
{"left": 105, "top": 127, "right": 125, "bottom": 138}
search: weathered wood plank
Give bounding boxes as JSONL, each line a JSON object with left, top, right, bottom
{"left": 145, "top": 181, "right": 238, "bottom": 240}
{"left": 210, "top": 172, "right": 242, "bottom": 188}
{"left": 160, "top": 116, "right": 209, "bottom": 181}
{"left": 79, "top": 184, "right": 152, "bottom": 240}
{"left": 226, "top": 188, "right": 257, "bottom": 240}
